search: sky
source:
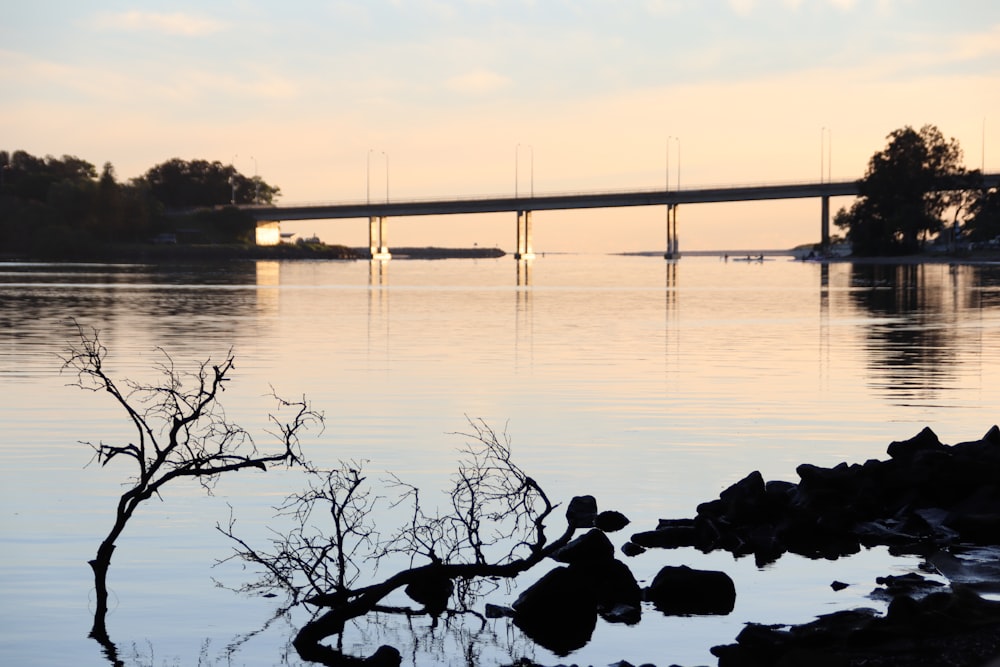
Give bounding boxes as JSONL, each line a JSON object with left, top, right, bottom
{"left": 3, "top": 1, "right": 999, "bottom": 252}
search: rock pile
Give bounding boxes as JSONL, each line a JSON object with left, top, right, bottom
{"left": 628, "top": 426, "right": 1000, "bottom": 566}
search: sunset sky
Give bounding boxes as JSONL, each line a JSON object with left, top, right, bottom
{"left": 3, "top": 1, "right": 999, "bottom": 252}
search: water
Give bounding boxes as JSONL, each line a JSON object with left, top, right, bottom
{"left": 2, "top": 254, "right": 1000, "bottom": 666}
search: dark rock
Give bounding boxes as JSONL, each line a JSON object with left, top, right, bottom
{"left": 886, "top": 425, "right": 945, "bottom": 460}
{"left": 549, "top": 528, "right": 615, "bottom": 565}
{"left": 511, "top": 566, "right": 597, "bottom": 656}
{"left": 404, "top": 575, "right": 454, "bottom": 615}
{"left": 869, "top": 572, "right": 946, "bottom": 606}
{"left": 600, "top": 603, "right": 641, "bottom": 625}
{"left": 630, "top": 525, "right": 698, "bottom": 549}
{"left": 566, "top": 495, "right": 598, "bottom": 529}
{"left": 644, "top": 564, "right": 736, "bottom": 615}
{"left": 586, "top": 558, "right": 642, "bottom": 619}
{"left": 485, "top": 603, "right": 514, "bottom": 618}
{"left": 620, "top": 541, "right": 646, "bottom": 557}
{"left": 363, "top": 646, "right": 402, "bottom": 667}
{"left": 831, "top": 580, "right": 848, "bottom": 591}
{"left": 595, "top": 509, "right": 630, "bottom": 532}
{"left": 713, "top": 587, "right": 1000, "bottom": 667}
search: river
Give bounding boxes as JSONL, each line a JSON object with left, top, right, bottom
{"left": 2, "top": 254, "right": 1000, "bottom": 666}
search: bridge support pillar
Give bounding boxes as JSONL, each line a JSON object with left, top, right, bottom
{"left": 369, "top": 216, "right": 391, "bottom": 260}
{"left": 664, "top": 205, "right": 680, "bottom": 259}
{"left": 515, "top": 210, "right": 535, "bottom": 260}
{"left": 820, "top": 195, "right": 830, "bottom": 249}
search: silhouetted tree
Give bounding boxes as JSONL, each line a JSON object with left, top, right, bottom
{"left": 965, "top": 185, "right": 1000, "bottom": 244}
{"left": 139, "top": 158, "right": 280, "bottom": 208}
{"left": 835, "top": 125, "right": 968, "bottom": 255}
{"left": 220, "top": 419, "right": 584, "bottom": 666}
{"left": 60, "top": 323, "right": 321, "bottom": 661}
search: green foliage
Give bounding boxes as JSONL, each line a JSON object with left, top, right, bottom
{"left": 0, "top": 150, "right": 280, "bottom": 257}
{"left": 964, "top": 186, "right": 1000, "bottom": 243}
{"left": 139, "top": 158, "right": 280, "bottom": 208}
{"left": 835, "top": 125, "right": 968, "bottom": 256}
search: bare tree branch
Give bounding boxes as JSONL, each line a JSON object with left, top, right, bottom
{"left": 61, "top": 321, "right": 321, "bottom": 650}
{"left": 219, "top": 416, "right": 572, "bottom": 665}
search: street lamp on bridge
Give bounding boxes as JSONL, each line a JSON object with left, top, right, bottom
{"left": 367, "top": 149, "right": 389, "bottom": 205}
{"left": 515, "top": 144, "right": 533, "bottom": 198}
{"left": 820, "top": 127, "right": 832, "bottom": 183}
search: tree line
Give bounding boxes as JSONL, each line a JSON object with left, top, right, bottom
{"left": 834, "top": 124, "right": 1000, "bottom": 256}
{"left": 0, "top": 151, "right": 280, "bottom": 258}
{"left": 4, "top": 127, "right": 1000, "bottom": 260}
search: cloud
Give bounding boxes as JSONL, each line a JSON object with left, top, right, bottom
{"left": 728, "top": 0, "right": 756, "bottom": 15}
{"left": 445, "top": 69, "right": 512, "bottom": 95}
{"left": 92, "top": 11, "right": 225, "bottom": 37}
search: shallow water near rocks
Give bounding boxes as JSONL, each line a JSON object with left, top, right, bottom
{"left": 2, "top": 254, "right": 1000, "bottom": 666}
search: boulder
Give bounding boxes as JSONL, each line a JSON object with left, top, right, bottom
{"left": 644, "top": 564, "right": 736, "bottom": 615}
{"left": 404, "top": 575, "right": 454, "bottom": 615}
{"left": 886, "top": 425, "right": 945, "bottom": 460}
{"left": 511, "top": 566, "right": 597, "bottom": 655}
{"left": 595, "top": 509, "right": 631, "bottom": 533}
{"left": 549, "top": 528, "right": 615, "bottom": 565}
{"left": 566, "top": 495, "right": 598, "bottom": 529}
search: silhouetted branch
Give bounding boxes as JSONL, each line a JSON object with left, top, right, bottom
{"left": 220, "top": 417, "right": 573, "bottom": 664}
{"left": 61, "top": 321, "right": 321, "bottom": 657}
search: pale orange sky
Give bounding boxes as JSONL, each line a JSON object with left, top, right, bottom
{"left": 3, "top": 2, "right": 998, "bottom": 252}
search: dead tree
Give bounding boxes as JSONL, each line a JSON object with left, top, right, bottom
{"left": 220, "top": 419, "right": 579, "bottom": 666}
{"left": 60, "top": 323, "right": 321, "bottom": 657}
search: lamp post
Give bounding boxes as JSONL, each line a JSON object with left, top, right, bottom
{"left": 666, "top": 136, "right": 680, "bottom": 192}
{"left": 820, "top": 127, "right": 832, "bottom": 183}
{"left": 367, "top": 150, "right": 389, "bottom": 204}
{"left": 250, "top": 156, "right": 259, "bottom": 203}
{"left": 367, "top": 149, "right": 373, "bottom": 205}
{"left": 516, "top": 144, "right": 533, "bottom": 198}
{"left": 230, "top": 153, "right": 238, "bottom": 204}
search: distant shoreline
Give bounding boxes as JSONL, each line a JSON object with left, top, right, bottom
{"left": 0, "top": 243, "right": 508, "bottom": 263}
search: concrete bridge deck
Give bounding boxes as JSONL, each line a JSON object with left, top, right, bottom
{"left": 241, "top": 174, "right": 1000, "bottom": 260}
{"left": 245, "top": 180, "right": 864, "bottom": 221}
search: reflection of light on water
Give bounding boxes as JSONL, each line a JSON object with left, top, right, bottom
{"left": 255, "top": 260, "right": 280, "bottom": 313}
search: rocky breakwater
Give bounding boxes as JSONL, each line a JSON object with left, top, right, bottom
{"left": 626, "top": 426, "right": 1000, "bottom": 666}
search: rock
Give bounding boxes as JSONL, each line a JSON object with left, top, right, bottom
{"left": 620, "top": 541, "right": 646, "bottom": 557}
{"left": 886, "top": 425, "right": 945, "bottom": 460}
{"left": 630, "top": 525, "right": 698, "bottom": 549}
{"left": 549, "top": 528, "right": 615, "bottom": 565}
{"left": 644, "top": 564, "right": 736, "bottom": 615}
{"left": 587, "top": 558, "right": 642, "bottom": 621}
{"left": 713, "top": 587, "right": 1000, "bottom": 667}
{"left": 595, "top": 509, "right": 630, "bottom": 532}
{"left": 831, "top": 580, "right": 848, "bottom": 591}
{"left": 566, "top": 495, "right": 598, "bottom": 529}
{"left": 511, "top": 566, "right": 597, "bottom": 656}
{"left": 363, "top": 645, "right": 402, "bottom": 667}
{"left": 404, "top": 575, "right": 454, "bottom": 615}
{"left": 484, "top": 603, "right": 514, "bottom": 618}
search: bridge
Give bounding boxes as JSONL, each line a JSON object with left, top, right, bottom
{"left": 245, "top": 175, "right": 1000, "bottom": 260}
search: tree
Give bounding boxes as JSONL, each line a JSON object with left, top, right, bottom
{"left": 139, "top": 158, "right": 281, "bottom": 208}
{"left": 964, "top": 185, "right": 1000, "bottom": 244}
{"left": 836, "top": 125, "right": 967, "bottom": 255}
{"left": 219, "top": 419, "right": 588, "bottom": 666}
{"left": 60, "top": 323, "right": 321, "bottom": 662}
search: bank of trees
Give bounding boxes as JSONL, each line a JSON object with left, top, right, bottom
{"left": 834, "top": 125, "right": 999, "bottom": 256}
{"left": 0, "top": 151, "right": 280, "bottom": 258}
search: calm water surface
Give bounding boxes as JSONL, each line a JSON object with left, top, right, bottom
{"left": 2, "top": 254, "right": 1000, "bottom": 666}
